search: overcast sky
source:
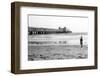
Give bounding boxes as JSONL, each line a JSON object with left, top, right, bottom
{"left": 29, "top": 15, "right": 88, "bottom": 32}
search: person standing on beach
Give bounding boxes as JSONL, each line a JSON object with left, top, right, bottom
{"left": 80, "top": 36, "right": 83, "bottom": 48}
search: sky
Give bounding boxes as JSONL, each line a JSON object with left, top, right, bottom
{"left": 29, "top": 14, "right": 88, "bottom": 32}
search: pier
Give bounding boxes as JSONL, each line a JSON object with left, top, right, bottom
{"left": 28, "top": 27, "right": 72, "bottom": 35}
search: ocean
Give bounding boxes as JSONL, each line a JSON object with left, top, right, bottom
{"left": 28, "top": 33, "right": 88, "bottom": 46}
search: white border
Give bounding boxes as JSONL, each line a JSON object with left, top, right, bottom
{"left": 20, "top": 7, "right": 95, "bottom": 70}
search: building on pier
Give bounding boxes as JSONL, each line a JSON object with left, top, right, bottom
{"left": 28, "top": 27, "right": 72, "bottom": 35}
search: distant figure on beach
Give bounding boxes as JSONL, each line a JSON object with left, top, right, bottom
{"left": 80, "top": 36, "right": 83, "bottom": 48}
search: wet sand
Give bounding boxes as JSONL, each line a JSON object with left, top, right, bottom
{"left": 28, "top": 45, "right": 88, "bottom": 61}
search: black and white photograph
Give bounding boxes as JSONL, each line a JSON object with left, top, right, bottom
{"left": 28, "top": 14, "right": 88, "bottom": 61}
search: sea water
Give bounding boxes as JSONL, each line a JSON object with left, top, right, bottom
{"left": 28, "top": 33, "right": 88, "bottom": 46}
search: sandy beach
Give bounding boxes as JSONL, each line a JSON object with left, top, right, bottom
{"left": 28, "top": 45, "right": 88, "bottom": 61}
{"left": 28, "top": 33, "right": 88, "bottom": 61}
